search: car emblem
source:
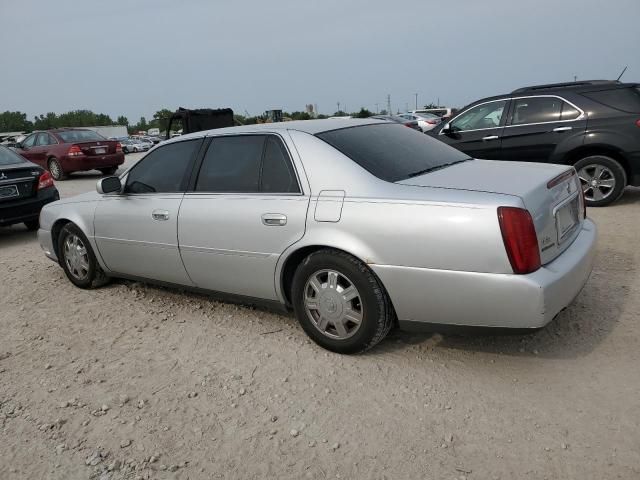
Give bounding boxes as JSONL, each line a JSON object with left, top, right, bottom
{"left": 0, "top": 173, "right": 7, "bottom": 180}
{"left": 97, "top": 142, "right": 101, "bottom": 146}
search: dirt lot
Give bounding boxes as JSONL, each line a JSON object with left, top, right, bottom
{"left": 1, "top": 155, "right": 639, "bottom": 479}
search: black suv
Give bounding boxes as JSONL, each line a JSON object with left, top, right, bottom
{"left": 429, "top": 80, "right": 640, "bottom": 206}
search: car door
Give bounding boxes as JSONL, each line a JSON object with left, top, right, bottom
{"left": 178, "top": 133, "right": 309, "bottom": 301}
{"left": 436, "top": 99, "right": 509, "bottom": 159}
{"left": 16, "top": 133, "right": 38, "bottom": 162}
{"left": 93, "top": 138, "right": 203, "bottom": 285}
{"left": 499, "top": 95, "right": 587, "bottom": 162}
{"left": 29, "top": 133, "right": 52, "bottom": 167}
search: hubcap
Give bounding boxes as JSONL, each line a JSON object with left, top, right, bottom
{"left": 49, "top": 161, "right": 60, "bottom": 178}
{"left": 63, "top": 234, "right": 89, "bottom": 281}
{"left": 303, "top": 269, "right": 363, "bottom": 340}
{"left": 578, "top": 164, "right": 616, "bottom": 202}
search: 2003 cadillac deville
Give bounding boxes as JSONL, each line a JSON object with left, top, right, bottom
{"left": 38, "top": 119, "right": 596, "bottom": 353}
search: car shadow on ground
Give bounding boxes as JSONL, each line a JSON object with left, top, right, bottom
{"left": 373, "top": 244, "right": 634, "bottom": 360}
{"left": 0, "top": 224, "right": 37, "bottom": 247}
{"left": 615, "top": 186, "right": 640, "bottom": 206}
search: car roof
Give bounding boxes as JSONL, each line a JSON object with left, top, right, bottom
{"left": 170, "top": 118, "right": 387, "bottom": 143}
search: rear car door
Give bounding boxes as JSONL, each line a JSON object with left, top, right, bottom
{"left": 436, "top": 99, "right": 508, "bottom": 159}
{"left": 178, "top": 133, "right": 309, "bottom": 300}
{"left": 93, "top": 138, "right": 203, "bottom": 285}
{"left": 499, "top": 95, "right": 587, "bottom": 162}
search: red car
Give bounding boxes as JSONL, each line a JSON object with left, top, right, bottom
{"left": 13, "top": 129, "right": 125, "bottom": 180}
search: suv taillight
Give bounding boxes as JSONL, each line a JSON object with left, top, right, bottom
{"left": 497, "top": 207, "right": 541, "bottom": 274}
{"left": 37, "top": 171, "right": 54, "bottom": 190}
{"left": 68, "top": 145, "right": 82, "bottom": 157}
{"left": 635, "top": 119, "right": 640, "bottom": 128}
{"left": 115, "top": 142, "right": 123, "bottom": 153}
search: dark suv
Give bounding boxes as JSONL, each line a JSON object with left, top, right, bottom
{"left": 429, "top": 80, "right": 640, "bottom": 206}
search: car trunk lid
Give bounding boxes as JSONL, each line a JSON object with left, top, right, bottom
{"left": 75, "top": 140, "right": 117, "bottom": 156}
{"left": 397, "top": 159, "right": 584, "bottom": 266}
{"left": 0, "top": 165, "right": 41, "bottom": 202}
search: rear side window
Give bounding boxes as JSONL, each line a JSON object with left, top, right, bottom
{"left": 316, "top": 124, "right": 470, "bottom": 183}
{"left": 195, "top": 135, "right": 300, "bottom": 193}
{"left": 125, "top": 139, "right": 201, "bottom": 194}
{"left": 511, "top": 97, "right": 563, "bottom": 125}
{"left": 582, "top": 87, "right": 640, "bottom": 113}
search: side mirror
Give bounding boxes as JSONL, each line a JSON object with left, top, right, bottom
{"left": 441, "top": 122, "right": 452, "bottom": 134}
{"left": 97, "top": 176, "right": 122, "bottom": 195}
{"left": 14, "top": 142, "right": 23, "bottom": 149}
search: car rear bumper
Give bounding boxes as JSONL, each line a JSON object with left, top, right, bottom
{"left": 371, "top": 218, "right": 597, "bottom": 329}
{"left": 0, "top": 187, "right": 59, "bottom": 226}
{"left": 61, "top": 153, "right": 125, "bottom": 172}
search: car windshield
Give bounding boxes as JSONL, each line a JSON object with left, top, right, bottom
{"left": 316, "top": 123, "right": 470, "bottom": 182}
{"left": 0, "top": 145, "right": 26, "bottom": 165}
{"left": 56, "top": 130, "right": 105, "bottom": 143}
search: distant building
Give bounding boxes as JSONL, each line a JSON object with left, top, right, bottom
{"left": 83, "top": 125, "right": 128, "bottom": 139}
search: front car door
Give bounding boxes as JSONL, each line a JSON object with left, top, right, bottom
{"left": 499, "top": 95, "right": 587, "bottom": 162}
{"left": 30, "top": 133, "right": 54, "bottom": 167}
{"left": 16, "top": 133, "right": 38, "bottom": 162}
{"left": 436, "top": 99, "right": 509, "bottom": 159}
{"left": 178, "top": 133, "right": 309, "bottom": 300}
{"left": 93, "top": 138, "right": 203, "bottom": 285}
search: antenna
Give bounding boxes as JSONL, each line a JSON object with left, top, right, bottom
{"left": 616, "top": 65, "right": 628, "bottom": 82}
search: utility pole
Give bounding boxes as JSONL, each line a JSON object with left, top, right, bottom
{"left": 375, "top": 103, "right": 379, "bottom": 113}
{"left": 574, "top": 75, "right": 577, "bottom": 82}
{"left": 337, "top": 102, "right": 340, "bottom": 114}
{"left": 414, "top": 93, "right": 418, "bottom": 110}
{"left": 387, "top": 94, "right": 391, "bottom": 116}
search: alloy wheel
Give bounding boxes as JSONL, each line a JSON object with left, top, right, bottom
{"left": 63, "top": 234, "right": 90, "bottom": 281}
{"left": 578, "top": 164, "right": 616, "bottom": 202}
{"left": 303, "top": 269, "right": 363, "bottom": 339}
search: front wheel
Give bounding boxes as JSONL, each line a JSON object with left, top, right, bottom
{"left": 575, "top": 155, "right": 627, "bottom": 207}
{"left": 58, "top": 223, "right": 109, "bottom": 289}
{"left": 291, "top": 249, "right": 394, "bottom": 354}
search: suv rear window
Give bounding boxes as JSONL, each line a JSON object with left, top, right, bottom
{"left": 56, "top": 130, "right": 106, "bottom": 143}
{"left": 582, "top": 86, "right": 640, "bottom": 113}
{"left": 316, "top": 124, "right": 470, "bottom": 182}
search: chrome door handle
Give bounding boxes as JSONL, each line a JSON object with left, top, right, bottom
{"left": 482, "top": 135, "right": 499, "bottom": 141}
{"left": 553, "top": 126, "right": 573, "bottom": 132}
{"left": 151, "top": 209, "right": 170, "bottom": 221}
{"left": 261, "top": 213, "right": 287, "bottom": 226}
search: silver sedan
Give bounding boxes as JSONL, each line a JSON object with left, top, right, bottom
{"left": 38, "top": 119, "right": 597, "bottom": 354}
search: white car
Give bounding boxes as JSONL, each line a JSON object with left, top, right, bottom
{"left": 399, "top": 113, "right": 441, "bottom": 132}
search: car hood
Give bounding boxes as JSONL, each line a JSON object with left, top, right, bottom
{"left": 51, "top": 190, "right": 101, "bottom": 206}
{"left": 397, "top": 159, "right": 570, "bottom": 197}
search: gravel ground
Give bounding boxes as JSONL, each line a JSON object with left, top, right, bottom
{"left": 1, "top": 155, "right": 639, "bottom": 479}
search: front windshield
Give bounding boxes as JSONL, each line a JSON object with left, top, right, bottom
{"left": 0, "top": 145, "right": 26, "bottom": 165}
{"left": 316, "top": 123, "right": 470, "bottom": 182}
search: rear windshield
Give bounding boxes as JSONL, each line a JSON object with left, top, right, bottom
{"left": 582, "top": 86, "right": 640, "bottom": 113}
{"left": 0, "top": 146, "right": 26, "bottom": 165}
{"left": 57, "top": 130, "right": 105, "bottom": 143}
{"left": 316, "top": 123, "right": 470, "bottom": 182}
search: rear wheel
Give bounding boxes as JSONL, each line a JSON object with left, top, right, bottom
{"left": 574, "top": 155, "right": 626, "bottom": 207}
{"left": 99, "top": 166, "right": 118, "bottom": 175}
{"left": 291, "top": 249, "right": 393, "bottom": 354}
{"left": 48, "top": 158, "right": 66, "bottom": 181}
{"left": 58, "top": 223, "right": 109, "bottom": 289}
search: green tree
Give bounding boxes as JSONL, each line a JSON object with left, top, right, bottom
{"left": 0, "top": 111, "right": 33, "bottom": 132}
{"left": 354, "top": 108, "right": 372, "bottom": 118}
{"left": 152, "top": 109, "right": 174, "bottom": 132}
{"left": 116, "top": 116, "right": 129, "bottom": 126}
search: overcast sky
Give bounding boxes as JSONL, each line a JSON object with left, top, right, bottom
{"left": 1, "top": 0, "right": 639, "bottom": 121}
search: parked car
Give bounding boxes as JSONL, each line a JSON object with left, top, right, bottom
{"left": 13, "top": 129, "right": 124, "bottom": 181}
{"left": 370, "top": 114, "right": 422, "bottom": 131}
{"left": 429, "top": 80, "right": 640, "bottom": 206}
{"left": 38, "top": 119, "right": 596, "bottom": 354}
{"left": 121, "top": 138, "right": 150, "bottom": 153}
{"left": 398, "top": 112, "right": 441, "bottom": 132}
{"left": 0, "top": 145, "right": 59, "bottom": 230}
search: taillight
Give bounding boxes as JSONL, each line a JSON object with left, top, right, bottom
{"left": 37, "top": 171, "right": 54, "bottom": 190}
{"left": 497, "top": 207, "right": 541, "bottom": 274}
{"left": 404, "top": 122, "right": 414, "bottom": 128}
{"left": 426, "top": 120, "right": 437, "bottom": 124}
{"left": 115, "top": 142, "right": 123, "bottom": 153}
{"left": 67, "top": 145, "right": 82, "bottom": 157}
{"left": 635, "top": 119, "right": 640, "bottom": 128}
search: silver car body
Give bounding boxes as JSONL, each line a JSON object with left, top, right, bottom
{"left": 38, "top": 119, "right": 596, "bottom": 330}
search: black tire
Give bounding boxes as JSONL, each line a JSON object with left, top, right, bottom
{"left": 99, "top": 166, "right": 118, "bottom": 175}
{"left": 24, "top": 219, "right": 39, "bottom": 231}
{"left": 48, "top": 158, "right": 66, "bottom": 181}
{"left": 57, "top": 223, "right": 109, "bottom": 289}
{"left": 291, "top": 249, "right": 394, "bottom": 354}
{"left": 574, "top": 155, "right": 627, "bottom": 207}
{"left": 123, "top": 146, "right": 129, "bottom": 154}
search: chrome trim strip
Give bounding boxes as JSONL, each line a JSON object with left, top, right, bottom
{"left": 179, "top": 244, "right": 272, "bottom": 258}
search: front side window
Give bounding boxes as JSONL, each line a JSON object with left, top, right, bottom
{"left": 195, "top": 135, "right": 300, "bottom": 193}
{"left": 450, "top": 100, "right": 507, "bottom": 131}
{"left": 125, "top": 139, "right": 201, "bottom": 194}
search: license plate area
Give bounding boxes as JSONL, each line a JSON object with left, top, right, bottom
{"left": 94, "top": 147, "right": 107, "bottom": 155}
{"left": 554, "top": 194, "right": 580, "bottom": 244}
{"left": 0, "top": 184, "right": 19, "bottom": 200}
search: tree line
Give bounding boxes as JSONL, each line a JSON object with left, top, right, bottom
{"left": 0, "top": 107, "right": 381, "bottom": 135}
